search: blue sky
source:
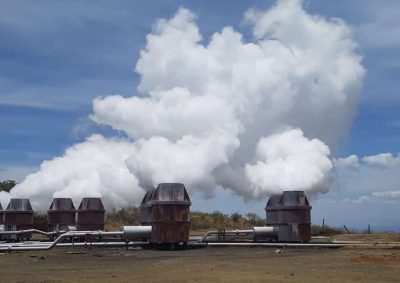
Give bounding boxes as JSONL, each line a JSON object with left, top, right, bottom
{"left": 1, "top": 0, "right": 399, "bottom": 230}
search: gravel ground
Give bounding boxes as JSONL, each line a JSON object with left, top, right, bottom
{"left": 0, "top": 239, "right": 399, "bottom": 283}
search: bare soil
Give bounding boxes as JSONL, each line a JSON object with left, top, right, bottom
{"left": 0, "top": 234, "right": 399, "bottom": 282}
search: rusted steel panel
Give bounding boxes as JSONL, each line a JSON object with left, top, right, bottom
{"left": 76, "top": 198, "right": 105, "bottom": 231}
{"left": 0, "top": 203, "right": 4, "bottom": 225}
{"left": 265, "top": 191, "right": 311, "bottom": 242}
{"left": 267, "top": 208, "right": 311, "bottom": 225}
{"left": 140, "top": 190, "right": 154, "bottom": 226}
{"left": 4, "top": 199, "right": 34, "bottom": 240}
{"left": 150, "top": 183, "right": 191, "bottom": 244}
{"left": 47, "top": 198, "right": 76, "bottom": 232}
{"left": 151, "top": 221, "right": 190, "bottom": 244}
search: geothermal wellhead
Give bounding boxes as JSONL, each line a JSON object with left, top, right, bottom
{"left": 0, "top": 185, "right": 320, "bottom": 251}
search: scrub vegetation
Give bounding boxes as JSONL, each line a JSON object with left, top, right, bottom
{"left": 30, "top": 208, "right": 354, "bottom": 236}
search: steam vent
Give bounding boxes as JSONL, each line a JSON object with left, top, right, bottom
{"left": 148, "top": 183, "right": 191, "bottom": 245}
{"left": 4, "top": 198, "right": 34, "bottom": 240}
{"left": 76, "top": 198, "right": 105, "bottom": 231}
{"left": 47, "top": 198, "right": 76, "bottom": 232}
{"left": 265, "top": 191, "right": 311, "bottom": 242}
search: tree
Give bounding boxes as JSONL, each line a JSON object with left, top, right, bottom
{"left": 230, "top": 212, "right": 242, "bottom": 228}
{"left": 246, "top": 213, "right": 261, "bottom": 226}
{"left": 0, "top": 179, "right": 16, "bottom": 192}
{"left": 212, "top": 210, "right": 226, "bottom": 226}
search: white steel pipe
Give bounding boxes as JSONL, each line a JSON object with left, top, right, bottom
{"left": 122, "top": 226, "right": 152, "bottom": 242}
{"left": 0, "top": 230, "right": 123, "bottom": 251}
{"left": 252, "top": 226, "right": 278, "bottom": 240}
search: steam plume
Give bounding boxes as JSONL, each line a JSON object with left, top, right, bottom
{"left": 2, "top": 0, "right": 365, "bottom": 210}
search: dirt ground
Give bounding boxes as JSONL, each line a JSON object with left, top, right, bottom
{"left": 0, "top": 234, "right": 399, "bottom": 283}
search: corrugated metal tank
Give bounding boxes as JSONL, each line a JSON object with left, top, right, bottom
{"left": 0, "top": 203, "right": 3, "bottom": 240}
{"left": 47, "top": 198, "right": 76, "bottom": 232}
{"left": 150, "top": 183, "right": 191, "bottom": 245}
{"left": 140, "top": 190, "right": 154, "bottom": 226}
{"left": 265, "top": 191, "right": 311, "bottom": 242}
{"left": 4, "top": 198, "right": 34, "bottom": 240}
{"left": 76, "top": 198, "right": 105, "bottom": 231}
{"left": 0, "top": 203, "right": 4, "bottom": 225}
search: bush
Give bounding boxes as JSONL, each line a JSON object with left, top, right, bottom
{"left": 105, "top": 207, "right": 140, "bottom": 230}
{"left": 33, "top": 213, "right": 48, "bottom": 231}
{"left": 0, "top": 179, "right": 16, "bottom": 192}
{"left": 190, "top": 211, "right": 260, "bottom": 230}
{"left": 311, "top": 224, "right": 345, "bottom": 236}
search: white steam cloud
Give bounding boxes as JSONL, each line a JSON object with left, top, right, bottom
{"left": 2, "top": 0, "right": 365, "bottom": 210}
{"left": 244, "top": 128, "right": 332, "bottom": 198}
{"left": 2, "top": 135, "right": 141, "bottom": 210}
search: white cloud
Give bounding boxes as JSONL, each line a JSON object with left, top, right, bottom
{"left": 356, "top": 1, "right": 400, "bottom": 50}
{"left": 372, "top": 190, "right": 400, "bottom": 199}
{"left": 334, "top": 154, "right": 359, "bottom": 168}
{"left": 353, "top": 191, "right": 400, "bottom": 204}
{"left": 312, "top": 196, "right": 400, "bottom": 230}
{"left": 362, "top": 152, "right": 400, "bottom": 167}
{"left": 332, "top": 152, "right": 400, "bottom": 197}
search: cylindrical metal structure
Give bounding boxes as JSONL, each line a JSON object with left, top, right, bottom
{"left": 0, "top": 203, "right": 4, "bottom": 240}
{"left": 0, "top": 202, "right": 4, "bottom": 226}
{"left": 139, "top": 190, "right": 154, "bottom": 226}
{"left": 123, "top": 225, "right": 152, "bottom": 242}
{"left": 150, "top": 183, "right": 191, "bottom": 245}
{"left": 47, "top": 198, "right": 76, "bottom": 232}
{"left": 265, "top": 191, "right": 311, "bottom": 242}
{"left": 76, "top": 198, "right": 105, "bottom": 231}
{"left": 4, "top": 198, "right": 34, "bottom": 240}
{"left": 252, "top": 226, "right": 278, "bottom": 241}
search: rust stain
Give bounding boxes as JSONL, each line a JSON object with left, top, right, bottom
{"left": 351, "top": 254, "right": 400, "bottom": 264}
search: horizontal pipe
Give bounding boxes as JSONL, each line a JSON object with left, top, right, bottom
{"left": 0, "top": 229, "right": 58, "bottom": 236}
{"left": 252, "top": 226, "right": 278, "bottom": 240}
{"left": 206, "top": 242, "right": 345, "bottom": 248}
{"left": 56, "top": 241, "right": 148, "bottom": 247}
{"left": 0, "top": 241, "right": 149, "bottom": 250}
{"left": 122, "top": 226, "right": 152, "bottom": 242}
{"left": 0, "top": 231, "right": 123, "bottom": 251}
{"left": 0, "top": 242, "right": 53, "bottom": 247}
{"left": 2, "top": 240, "right": 399, "bottom": 250}
{"left": 200, "top": 229, "right": 253, "bottom": 242}
{"left": 206, "top": 242, "right": 400, "bottom": 248}
{"left": 1, "top": 238, "right": 399, "bottom": 251}
{"left": 0, "top": 229, "right": 121, "bottom": 236}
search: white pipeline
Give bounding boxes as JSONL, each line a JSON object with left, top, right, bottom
{"left": 0, "top": 231, "right": 123, "bottom": 251}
